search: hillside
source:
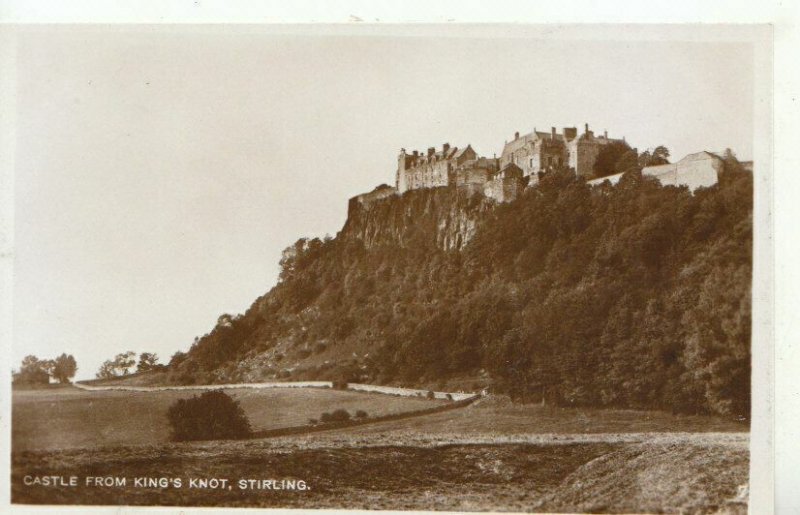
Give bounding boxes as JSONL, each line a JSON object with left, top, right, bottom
{"left": 166, "top": 162, "right": 752, "bottom": 420}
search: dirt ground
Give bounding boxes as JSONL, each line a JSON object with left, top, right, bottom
{"left": 12, "top": 389, "right": 750, "bottom": 512}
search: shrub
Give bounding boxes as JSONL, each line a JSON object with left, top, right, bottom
{"left": 446, "top": 393, "right": 453, "bottom": 401}
{"left": 332, "top": 380, "right": 348, "bottom": 390}
{"left": 320, "top": 409, "right": 351, "bottom": 424}
{"left": 166, "top": 390, "right": 251, "bottom": 442}
{"left": 308, "top": 418, "right": 318, "bottom": 425}
{"left": 426, "top": 390, "right": 435, "bottom": 400}
{"left": 355, "top": 409, "right": 368, "bottom": 419}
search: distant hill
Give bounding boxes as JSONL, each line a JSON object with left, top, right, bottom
{"left": 167, "top": 162, "right": 752, "bottom": 420}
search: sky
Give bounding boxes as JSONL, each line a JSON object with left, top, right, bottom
{"left": 12, "top": 25, "right": 755, "bottom": 380}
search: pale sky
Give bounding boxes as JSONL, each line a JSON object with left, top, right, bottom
{"left": 12, "top": 26, "right": 755, "bottom": 379}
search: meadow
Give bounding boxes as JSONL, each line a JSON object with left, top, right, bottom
{"left": 12, "top": 386, "right": 750, "bottom": 512}
{"left": 12, "top": 385, "right": 442, "bottom": 451}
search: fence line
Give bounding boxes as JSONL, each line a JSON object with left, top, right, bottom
{"left": 73, "top": 381, "right": 333, "bottom": 392}
{"left": 73, "top": 380, "right": 479, "bottom": 401}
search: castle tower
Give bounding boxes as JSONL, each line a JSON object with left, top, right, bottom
{"left": 396, "top": 148, "right": 418, "bottom": 193}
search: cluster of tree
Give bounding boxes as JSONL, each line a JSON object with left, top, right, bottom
{"left": 592, "top": 143, "right": 671, "bottom": 179}
{"left": 96, "top": 351, "right": 165, "bottom": 379}
{"left": 168, "top": 150, "right": 752, "bottom": 420}
{"left": 592, "top": 141, "right": 638, "bottom": 178}
{"left": 166, "top": 390, "right": 251, "bottom": 441}
{"left": 12, "top": 354, "right": 77, "bottom": 385}
{"left": 310, "top": 408, "right": 368, "bottom": 426}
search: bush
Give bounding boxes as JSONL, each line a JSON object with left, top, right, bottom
{"left": 308, "top": 418, "right": 318, "bottom": 425}
{"left": 426, "top": 390, "right": 435, "bottom": 400}
{"left": 355, "top": 409, "right": 368, "bottom": 419}
{"left": 332, "top": 380, "right": 348, "bottom": 390}
{"left": 166, "top": 390, "right": 252, "bottom": 442}
{"left": 320, "top": 409, "right": 351, "bottom": 424}
{"left": 446, "top": 393, "right": 453, "bottom": 401}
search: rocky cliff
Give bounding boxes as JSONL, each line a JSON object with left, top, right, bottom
{"left": 342, "top": 187, "right": 493, "bottom": 251}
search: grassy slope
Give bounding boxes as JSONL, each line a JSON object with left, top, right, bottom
{"left": 12, "top": 386, "right": 442, "bottom": 451}
{"left": 316, "top": 396, "right": 747, "bottom": 440}
{"left": 78, "top": 371, "right": 170, "bottom": 386}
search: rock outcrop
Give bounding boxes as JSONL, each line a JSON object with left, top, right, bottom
{"left": 342, "top": 186, "right": 493, "bottom": 252}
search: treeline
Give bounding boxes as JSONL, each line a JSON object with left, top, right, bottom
{"left": 171, "top": 157, "right": 752, "bottom": 420}
{"left": 13, "top": 354, "right": 77, "bottom": 385}
{"left": 96, "top": 351, "right": 165, "bottom": 378}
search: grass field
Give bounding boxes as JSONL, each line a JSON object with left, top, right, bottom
{"left": 11, "top": 387, "right": 750, "bottom": 512}
{"left": 12, "top": 385, "right": 442, "bottom": 451}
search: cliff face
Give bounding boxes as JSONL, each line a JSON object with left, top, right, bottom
{"left": 342, "top": 187, "right": 493, "bottom": 251}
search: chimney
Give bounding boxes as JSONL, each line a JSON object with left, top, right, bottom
{"left": 443, "top": 143, "right": 450, "bottom": 153}
{"left": 427, "top": 147, "right": 435, "bottom": 157}
{"left": 584, "top": 123, "right": 589, "bottom": 134}
{"left": 551, "top": 127, "right": 556, "bottom": 139}
{"left": 412, "top": 150, "right": 418, "bottom": 157}
{"left": 563, "top": 127, "right": 577, "bottom": 140}
{"left": 604, "top": 130, "right": 608, "bottom": 139}
{"left": 514, "top": 131, "right": 519, "bottom": 140}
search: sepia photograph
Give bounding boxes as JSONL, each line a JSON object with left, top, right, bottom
{"left": 3, "top": 19, "right": 775, "bottom": 515}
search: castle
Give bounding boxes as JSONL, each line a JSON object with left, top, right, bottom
{"left": 349, "top": 123, "right": 725, "bottom": 213}
{"left": 499, "top": 123, "right": 625, "bottom": 182}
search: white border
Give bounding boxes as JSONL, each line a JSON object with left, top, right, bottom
{"left": 0, "top": 2, "right": 792, "bottom": 514}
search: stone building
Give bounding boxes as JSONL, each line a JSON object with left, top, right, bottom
{"left": 454, "top": 156, "right": 500, "bottom": 197}
{"left": 641, "top": 151, "right": 724, "bottom": 190}
{"left": 568, "top": 125, "right": 627, "bottom": 178}
{"left": 484, "top": 163, "right": 527, "bottom": 203}
{"left": 500, "top": 127, "right": 573, "bottom": 180}
{"left": 586, "top": 151, "right": 726, "bottom": 191}
{"left": 396, "top": 144, "right": 477, "bottom": 193}
{"left": 500, "top": 124, "right": 625, "bottom": 181}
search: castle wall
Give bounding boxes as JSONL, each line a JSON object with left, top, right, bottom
{"left": 397, "top": 145, "right": 478, "bottom": 194}
{"left": 484, "top": 175, "right": 526, "bottom": 203}
{"left": 537, "top": 140, "right": 568, "bottom": 173}
{"left": 588, "top": 152, "right": 722, "bottom": 192}
{"left": 404, "top": 160, "right": 450, "bottom": 191}
{"left": 502, "top": 143, "right": 535, "bottom": 176}
{"left": 348, "top": 185, "right": 398, "bottom": 217}
{"left": 586, "top": 172, "right": 624, "bottom": 187}
{"left": 642, "top": 153, "right": 721, "bottom": 191}
{"left": 570, "top": 138, "right": 603, "bottom": 177}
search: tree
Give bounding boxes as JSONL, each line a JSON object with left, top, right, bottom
{"left": 96, "top": 360, "right": 117, "bottom": 379}
{"left": 615, "top": 150, "right": 640, "bottom": 176}
{"left": 652, "top": 145, "right": 670, "bottom": 164}
{"left": 95, "top": 350, "right": 137, "bottom": 379}
{"left": 13, "top": 355, "right": 50, "bottom": 385}
{"left": 51, "top": 353, "right": 77, "bottom": 383}
{"left": 639, "top": 146, "right": 670, "bottom": 167}
{"left": 593, "top": 141, "right": 633, "bottom": 178}
{"left": 167, "top": 390, "right": 252, "bottom": 441}
{"left": 137, "top": 352, "right": 160, "bottom": 373}
{"left": 114, "top": 351, "right": 137, "bottom": 375}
